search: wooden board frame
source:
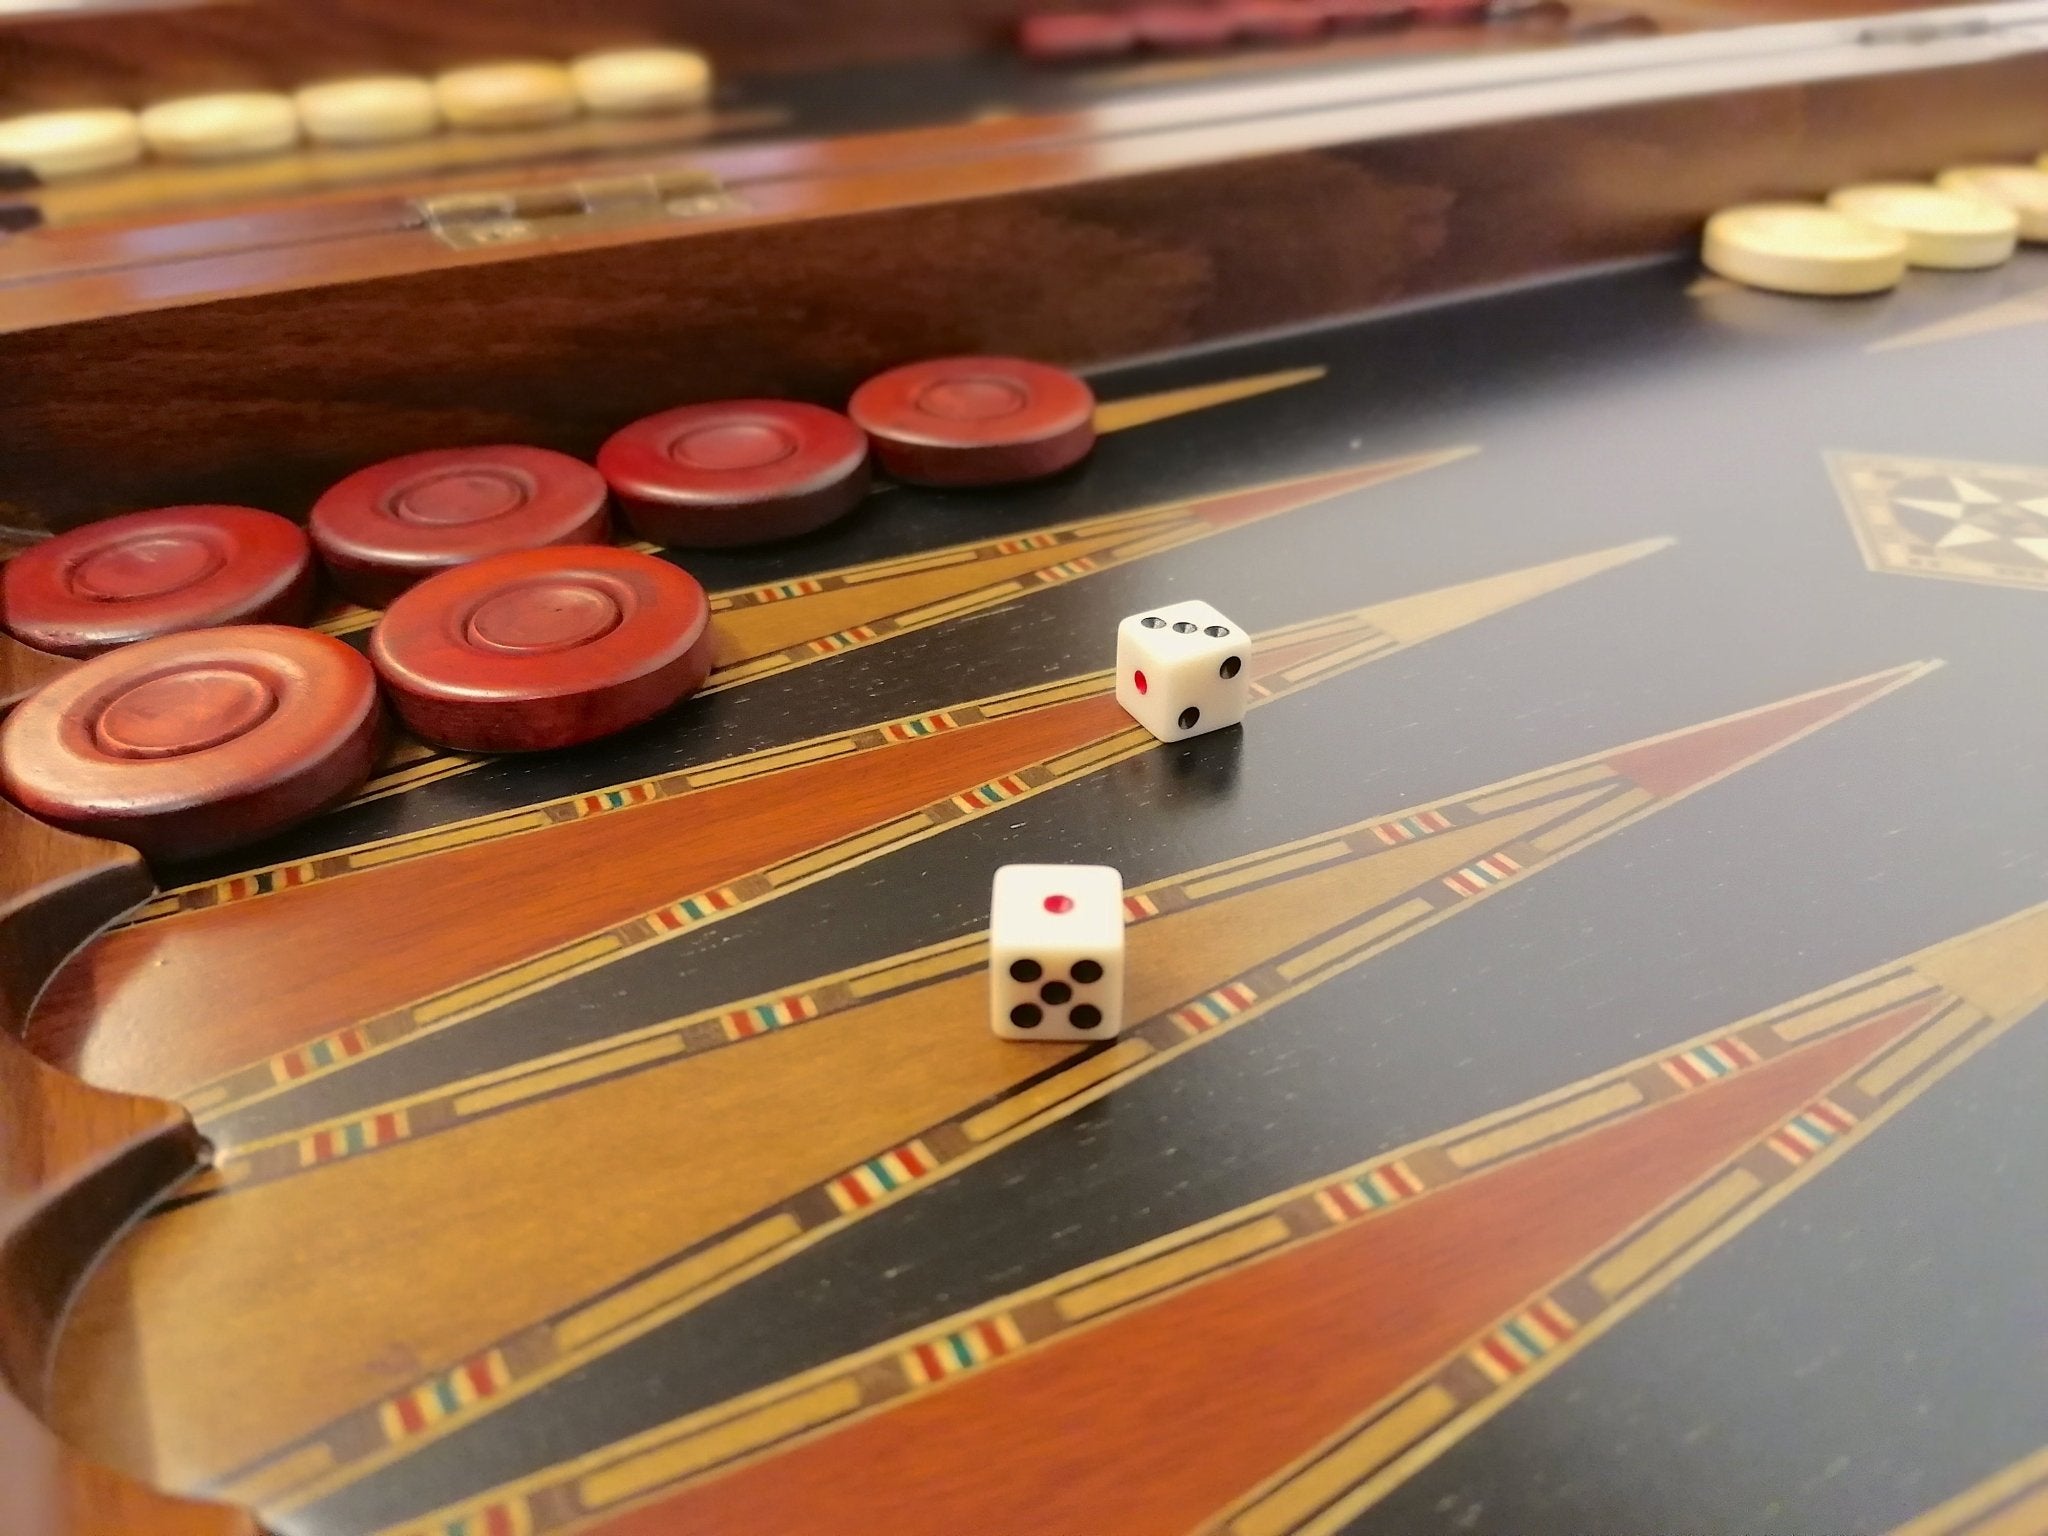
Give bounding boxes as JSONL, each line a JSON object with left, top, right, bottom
{"left": 2, "top": 11, "right": 2047, "bottom": 531}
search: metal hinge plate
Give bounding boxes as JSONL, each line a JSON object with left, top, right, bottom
{"left": 418, "top": 168, "right": 743, "bottom": 250}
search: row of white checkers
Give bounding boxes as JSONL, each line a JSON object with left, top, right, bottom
{"left": 1701, "top": 163, "right": 2048, "bottom": 295}
{"left": 0, "top": 48, "right": 712, "bottom": 180}
{"left": 986, "top": 600, "right": 1251, "bottom": 1042}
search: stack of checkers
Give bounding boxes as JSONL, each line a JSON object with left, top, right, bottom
{"left": 0, "top": 356, "right": 1096, "bottom": 863}
{"left": 1018, "top": 0, "right": 1604, "bottom": 62}
{"left": 0, "top": 46, "right": 712, "bottom": 179}
{"left": 1701, "top": 163, "right": 2048, "bottom": 296}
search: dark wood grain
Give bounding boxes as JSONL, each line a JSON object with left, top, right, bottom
{"left": 2, "top": 49, "right": 2045, "bottom": 530}
{"left": 0, "top": 799, "right": 255, "bottom": 1536}
{"left": 0, "top": 0, "right": 1987, "bottom": 115}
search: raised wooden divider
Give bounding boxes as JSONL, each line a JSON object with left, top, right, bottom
{"left": 0, "top": 799, "right": 258, "bottom": 1535}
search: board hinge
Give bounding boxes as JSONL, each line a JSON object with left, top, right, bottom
{"left": 416, "top": 168, "right": 742, "bottom": 250}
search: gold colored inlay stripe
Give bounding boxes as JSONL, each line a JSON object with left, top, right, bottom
{"left": 1446, "top": 1081, "right": 1642, "bottom": 1171}
{"left": 578, "top": 1378, "right": 862, "bottom": 1507}
{"left": 963, "top": 1038, "right": 1153, "bottom": 1142}
{"left": 453, "top": 1037, "right": 684, "bottom": 1117}
{"left": 1276, "top": 899, "right": 1433, "bottom": 983}
{"left": 767, "top": 817, "right": 929, "bottom": 885}
{"left": 413, "top": 937, "right": 623, "bottom": 1025}
{"left": 1857, "top": 1004, "right": 1981, "bottom": 1099}
{"left": 557, "top": 1215, "right": 804, "bottom": 1353}
{"left": 1468, "top": 764, "right": 1616, "bottom": 815}
{"left": 1227, "top": 1385, "right": 1459, "bottom": 1536}
{"left": 1527, "top": 787, "right": 1652, "bottom": 853}
{"left": 1057, "top": 1215, "right": 1290, "bottom": 1324}
{"left": 1772, "top": 972, "right": 1932, "bottom": 1044}
{"left": 1591, "top": 1167, "right": 1761, "bottom": 1299}
{"left": 1185, "top": 841, "right": 1350, "bottom": 900}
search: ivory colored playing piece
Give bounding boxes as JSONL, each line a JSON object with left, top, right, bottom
{"left": 0, "top": 108, "right": 142, "bottom": 179}
{"left": 598, "top": 400, "right": 870, "bottom": 547}
{"left": 1115, "top": 598, "right": 1251, "bottom": 743}
{"left": 1935, "top": 165, "right": 2048, "bottom": 242}
{"left": 989, "top": 864, "right": 1126, "bottom": 1040}
{"left": 1699, "top": 202, "right": 1908, "bottom": 296}
{"left": 0, "top": 625, "right": 382, "bottom": 862}
{"left": 139, "top": 92, "right": 300, "bottom": 160}
{"left": 569, "top": 48, "right": 713, "bottom": 115}
{"left": 847, "top": 356, "right": 1096, "bottom": 486}
{"left": 435, "top": 62, "right": 580, "bottom": 130}
{"left": 294, "top": 76, "right": 441, "bottom": 145}
{"left": 2, "top": 505, "right": 316, "bottom": 658}
{"left": 1826, "top": 183, "right": 2018, "bottom": 270}
{"left": 368, "top": 545, "right": 714, "bottom": 752}
{"left": 309, "top": 445, "right": 611, "bottom": 606}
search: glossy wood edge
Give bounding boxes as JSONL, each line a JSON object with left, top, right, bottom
{"left": 0, "top": 798, "right": 259, "bottom": 1534}
{"left": 9, "top": 4, "right": 2046, "bottom": 306}
{"left": 0, "top": 0, "right": 1996, "bottom": 115}
{"left": 2, "top": 24, "right": 2046, "bottom": 530}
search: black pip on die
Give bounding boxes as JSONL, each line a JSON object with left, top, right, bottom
{"left": 989, "top": 863, "right": 1125, "bottom": 1040}
{"left": 1115, "top": 598, "right": 1250, "bottom": 743}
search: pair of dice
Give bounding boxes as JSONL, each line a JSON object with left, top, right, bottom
{"left": 988, "top": 600, "right": 1247, "bottom": 1041}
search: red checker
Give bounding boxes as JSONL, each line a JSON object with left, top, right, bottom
{"left": 2, "top": 505, "right": 316, "bottom": 659}
{"left": 1316, "top": 0, "right": 1416, "bottom": 26}
{"left": 1226, "top": 0, "right": 1329, "bottom": 42}
{"left": 597, "top": 400, "right": 870, "bottom": 549}
{"left": 1129, "top": 4, "right": 1242, "bottom": 47}
{"left": 369, "top": 545, "right": 714, "bottom": 753}
{"left": 309, "top": 445, "right": 611, "bottom": 608}
{"left": 847, "top": 357, "right": 1096, "bottom": 487}
{"left": 1018, "top": 11, "right": 1141, "bottom": 59}
{"left": 0, "top": 625, "right": 383, "bottom": 862}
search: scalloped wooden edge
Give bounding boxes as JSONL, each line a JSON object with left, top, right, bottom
{"left": 0, "top": 799, "right": 260, "bottom": 1535}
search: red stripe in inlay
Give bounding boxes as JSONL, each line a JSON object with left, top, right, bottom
{"left": 915, "top": 1343, "right": 947, "bottom": 1381}
{"left": 1480, "top": 1336, "right": 1525, "bottom": 1376}
{"left": 1807, "top": 1101, "right": 1852, "bottom": 1133}
{"left": 1667, "top": 1055, "right": 1709, "bottom": 1088}
{"left": 1324, "top": 1183, "right": 1366, "bottom": 1219}
{"left": 393, "top": 1393, "right": 428, "bottom": 1436}
{"left": 376, "top": 1112, "right": 400, "bottom": 1143}
{"left": 1380, "top": 1164, "right": 1419, "bottom": 1199}
{"left": 466, "top": 1358, "right": 499, "bottom": 1398}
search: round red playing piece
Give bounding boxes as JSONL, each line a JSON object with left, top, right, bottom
{"left": 0, "top": 625, "right": 382, "bottom": 862}
{"left": 1018, "top": 11, "right": 1141, "bottom": 60}
{"left": 1129, "top": 4, "right": 1241, "bottom": 47}
{"left": 2, "top": 505, "right": 316, "bottom": 659}
{"left": 1317, "top": 0, "right": 1415, "bottom": 26}
{"left": 309, "top": 445, "right": 611, "bottom": 607}
{"left": 1226, "top": 0, "right": 1328, "bottom": 43}
{"left": 597, "top": 401, "right": 870, "bottom": 549}
{"left": 847, "top": 357, "right": 1097, "bottom": 487}
{"left": 369, "top": 545, "right": 714, "bottom": 753}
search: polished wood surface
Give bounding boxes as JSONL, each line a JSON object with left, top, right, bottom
{"left": 0, "top": 19, "right": 2044, "bottom": 1536}
{"left": 3, "top": 43, "right": 2046, "bottom": 531}
{"left": 0, "top": 800, "right": 253, "bottom": 1536}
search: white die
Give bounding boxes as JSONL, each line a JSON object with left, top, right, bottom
{"left": 1114, "top": 599, "right": 1250, "bottom": 743}
{"left": 989, "top": 864, "right": 1125, "bottom": 1040}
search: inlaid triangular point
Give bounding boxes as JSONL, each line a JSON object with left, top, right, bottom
{"left": 1605, "top": 662, "right": 1935, "bottom": 798}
